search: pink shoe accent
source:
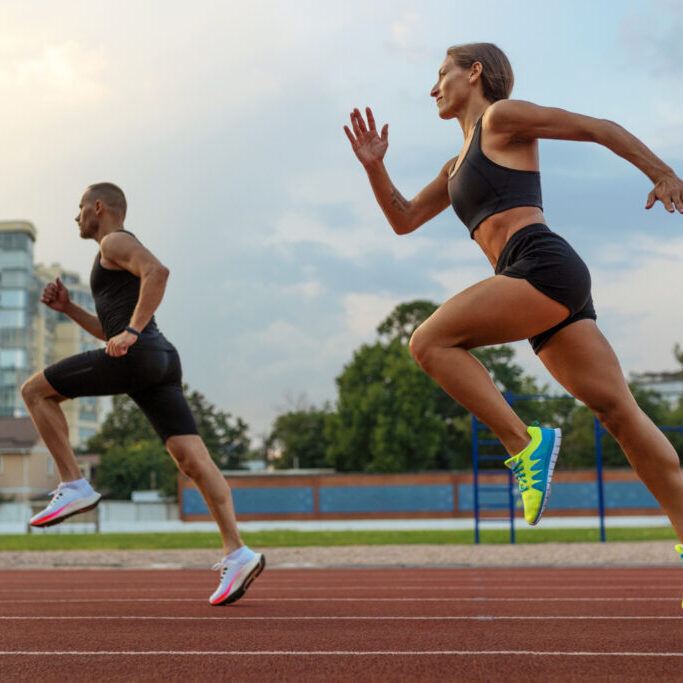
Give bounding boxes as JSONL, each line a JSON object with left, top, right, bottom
{"left": 31, "top": 502, "right": 72, "bottom": 524}
{"left": 211, "top": 567, "right": 246, "bottom": 604}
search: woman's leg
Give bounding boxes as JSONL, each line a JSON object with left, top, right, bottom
{"left": 538, "top": 320, "right": 683, "bottom": 543}
{"left": 410, "top": 274, "right": 569, "bottom": 455}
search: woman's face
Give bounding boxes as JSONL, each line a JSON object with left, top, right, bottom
{"left": 430, "top": 55, "right": 471, "bottom": 119}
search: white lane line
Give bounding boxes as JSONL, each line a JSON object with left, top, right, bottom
{"left": 0, "top": 585, "right": 675, "bottom": 592}
{"left": 0, "top": 596, "right": 678, "bottom": 603}
{"left": 0, "top": 650, "right": 682, "bottom": 657}
{"left": 0, "top": 615, "right": 680, "bottom": 621}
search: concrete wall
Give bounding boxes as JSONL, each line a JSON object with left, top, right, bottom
{"left": 179, "top": 469, "right": 667, "bottom": 522}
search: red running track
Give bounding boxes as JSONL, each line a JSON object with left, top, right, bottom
{"left": 0, "top": 566, "right": 681, "bottom": 681}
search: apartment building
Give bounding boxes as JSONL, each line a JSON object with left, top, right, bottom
{"left": 0, "top": 221, "right": 102, "bottom": 499}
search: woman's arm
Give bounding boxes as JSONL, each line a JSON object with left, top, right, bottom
{"left": 487, "top": 99, "right": 683, "bottom": 213}
{"left": 344, "top": 107, "right": 453, "bottom": 233}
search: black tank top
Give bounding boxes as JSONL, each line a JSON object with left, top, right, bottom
{"left": 447, "top": 116, "right": 543, "bottom": 237}
{"left": 90, "top": 230, "right": 173, "bottom": 349}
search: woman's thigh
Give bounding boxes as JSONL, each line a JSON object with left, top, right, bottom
{"left": 414, "top": 275, "right": 570, "bottom": 350}
{"left": 537, "top": 319, "right": 633, "bottom": 411}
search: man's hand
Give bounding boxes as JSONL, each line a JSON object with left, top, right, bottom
{"left": 105, "top": 330, "right": 138, "bottom": 357}
{"left": 40, "top": 278, "right": 70, "bottom": 312}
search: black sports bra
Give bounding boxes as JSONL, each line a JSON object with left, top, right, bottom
{"left": 447, "top": 116, "right": 543, "bottom": 237}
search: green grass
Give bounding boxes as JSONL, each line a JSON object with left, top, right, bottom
{"left": 0, "top": 526, "right": 677, "bottom": 551}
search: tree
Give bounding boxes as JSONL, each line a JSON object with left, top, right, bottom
{"left": 325, "top": 300, "right": 560, "bottom": 472}
{"left": 325, "top": 337, "right": 446, "bottom": 472}
{"left": 270, "top": 404, "right": 332, "bottom": 469}
{"left": 88, "top": 387, "right": 250, "bottom": 499}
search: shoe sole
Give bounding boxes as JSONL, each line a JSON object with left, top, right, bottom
{"left": 528, "top": 428, "right": 561, "bottom": 526}
{"left": 30, "top": 494, "right": 102, "bottom": 528}
{"left": 213, "top": 554, "right": 266, "bottom": 606}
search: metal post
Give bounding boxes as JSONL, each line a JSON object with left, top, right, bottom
{"left": 472, "top": 413, "right": 480, "bottom": 545}
{"left": 593, "top": 417, "right": 606, "bottom": 543}
{"left": 505, "top": 390, "right": 515, "bottom": 544}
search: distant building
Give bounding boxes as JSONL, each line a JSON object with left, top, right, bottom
{"left": 630, "top": 370, "right": 683, "bottom": 404}
{"left": 0, "top": 221, "right": 37, "bottom": 418}
{"left": 0, "top": 416, "right": 57, "bottom": 501}
{"left": 34, "top": 264, "right": 102, "bottom": 446}
{"left": 0, "top": 220, "right": 102, "bottom": 447}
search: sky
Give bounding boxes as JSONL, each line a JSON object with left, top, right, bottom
{"left": 1, "top": 0, "right": 681, "bottom": 440}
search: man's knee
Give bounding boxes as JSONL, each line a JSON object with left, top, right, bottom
{"left": 167, "top": 436, "right": 211, "bottom": 479}
{"left": 21, "top": 374, "right": 50, "bottom": 408}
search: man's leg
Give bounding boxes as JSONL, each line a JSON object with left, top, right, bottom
{"left": 21, "top": 371, "right": 101, "bottom": 527}
{"left": 165, "top": 435, "right": 242, "bottom": 555}
{"left": 21, "top": 372, "right": 83, "bottom": 482}
{"left": 165, "top": 435, "right": 265, "bottom": 606}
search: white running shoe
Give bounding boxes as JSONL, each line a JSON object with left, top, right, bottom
{"left": 209, "top": 549, "right": 265, "bottom": 606}
{"left": 30, "top": 482, "right": 102, "bottom": 528}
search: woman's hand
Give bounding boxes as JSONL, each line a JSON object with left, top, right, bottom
{"left": 344, "top": 107, "right": 388, "bottom": 168}
{"left": 646, "top": 171, "right": 683, "bottom": 213}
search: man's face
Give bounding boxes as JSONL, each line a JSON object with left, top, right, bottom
{"left": 75, "top": 192, "right": 99, "bottom": 239}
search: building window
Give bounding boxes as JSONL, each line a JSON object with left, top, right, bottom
{"left": 0, "top": 309, "right": 26, "bottom": 328}
{"left": 0, "top": 289, "right": 27, "bottom": 308}
{"left": 0, "top": 349, "right": 27, "bottom": 369}
{"left": 78, "top": 428, "right": 97, "bottom": 445}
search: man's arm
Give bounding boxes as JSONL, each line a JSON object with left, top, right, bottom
{"left": 40, "top": 278, "right": 105, "bottom": 340}
{"left": 99, "top": 231, "right": 170, "bottom": 357}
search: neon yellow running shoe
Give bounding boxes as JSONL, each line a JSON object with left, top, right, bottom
{"left": 504, "top": 425, "right": 561, "bottom": 526}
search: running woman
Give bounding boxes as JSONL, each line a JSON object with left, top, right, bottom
{"left": 21, "top": 182, "right": 264, "bottom": 605}
{"left": 345, "top": 43, "right": 683, "bottom": 568}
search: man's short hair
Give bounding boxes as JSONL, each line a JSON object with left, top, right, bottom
{"left": 86, "top": 182, "right": 127, "bottom": 219}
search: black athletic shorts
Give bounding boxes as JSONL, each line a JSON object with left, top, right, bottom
{"left": 44, "top": 345, "right": 198, "bottom": 443}
{"left": 494, "top": 223, "right": 597, "bottom": 354}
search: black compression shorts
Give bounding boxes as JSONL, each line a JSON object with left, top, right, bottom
{"left": 44, "top": 346, "right": 198, "bottom": 443}
{"left": 494, "top": 223, "right": 597, "bottom": 354}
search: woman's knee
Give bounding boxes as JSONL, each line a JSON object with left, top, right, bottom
{"left": 587, "top": 394, "right": 639, "bottom": 437}
{"left": 409, "top": 325, "right": 440, "bottom": 372}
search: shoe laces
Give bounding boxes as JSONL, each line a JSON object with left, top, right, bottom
{"left": 510, "top": 460, "right": 529, "bottom": 493}
{"left": 212, "top": 558, "right": 237, "bottom": 578}
{"left": 48, "top": 484, "right": 67, "bottom": 503}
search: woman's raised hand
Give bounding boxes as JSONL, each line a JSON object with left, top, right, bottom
{"left": 645, "top": 171, "right": 683, "bottom": 214}
{"left": 344, "top": 107, "right": 389, "bottom": 168}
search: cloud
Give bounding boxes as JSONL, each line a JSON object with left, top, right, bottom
{"left": 590, "top": 235, "right": 683, "bottom": 372}
{"left": 391, "top": 10, "right": 421, "bottom": 49}
{"left": 343, "top": 292, "right": 403, "bottom": 337}
{"left": 0, "top": 41, "right": 107, "bottom": 106}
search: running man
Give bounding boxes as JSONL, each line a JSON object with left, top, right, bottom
{"left": 345, "top": 43, "right": 683, "bottom": 572}
{"left": 21, "top": 182, "right": 264, "bottom": 605}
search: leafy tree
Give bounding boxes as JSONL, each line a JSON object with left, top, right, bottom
{"left": 325, "top": 300, "right": 564, "bottom": 472}
{"left": 325, "top": 337, "right": 446, "bottom": 472}
{"left": 96, "top": 440, "right": 176, "bottom": 499}
{"left": 89, "top": 387, "right": 249, "bottom": 499}
{"left": 270, "top": 404, "right": 332, "bottom": 469}
{"left": 376, "top": 300, "right": 438, "bottom": 343}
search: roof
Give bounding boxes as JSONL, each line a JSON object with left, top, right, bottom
{"left": 0, "top": 417, "right": 40, "bottom": 451}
